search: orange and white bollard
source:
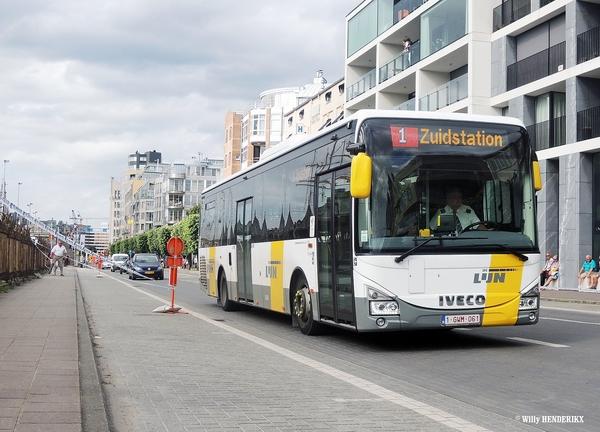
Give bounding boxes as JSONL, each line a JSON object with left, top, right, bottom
{"left": 96, "top": 257, "right": 104, "bottom": 278}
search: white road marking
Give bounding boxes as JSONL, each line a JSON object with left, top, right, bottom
{"left": 111, "top": 275, "right": 490, "bottom": 432}
{"left": 506, "top": 337, "right": 569, "bottom": 348}
{"left": 541, "top": 316, "right": 600, "bottom": 325}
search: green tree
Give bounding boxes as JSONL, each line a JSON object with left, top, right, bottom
{"left": 156, "top": 225, "right": 173, "bottom": 255}
{"left": 135, "top": 232, "right": 149, "bottom": 253}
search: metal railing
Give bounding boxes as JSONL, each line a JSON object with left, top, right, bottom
{"left": 394, "top": 99, "right": 416, "bottom": 111}
{"left": 526, "top": 116, "right": 566, "bottom": 151}
{"left": 507, "top": 41, "right": 565, "bottom": 90}
{"left": 577, "top": 25, "right": 600, "bottom": 64}
{"left": 493, "top": 0, "right": 531, "bottom": 32}
{"left": 347, "top": 69, "right": 377, "bottom": 101}
{"left": 577, "top": 106, "right": 600, "bottom": 141}
{"left": 379, "top": 41, "right": 421, "bottom": 83}
{"left": 418, "top": 74, "right": 468, "bottom": 111}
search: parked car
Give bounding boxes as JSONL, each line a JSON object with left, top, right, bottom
{"left": 110, "top": 253, "right": 129, "bottom": 272}
{"left": 127, "top": 253, "right": 164, "bottom": 280}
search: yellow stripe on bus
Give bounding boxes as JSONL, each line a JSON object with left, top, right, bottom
{"left": 209, "top": 247, "right": 217, "bottom": 297}
{"left": 482, "top": 254, "right": 523, "bottom": 326}
{"left": 270, "top": 241, "right": 285, "bottom": 312}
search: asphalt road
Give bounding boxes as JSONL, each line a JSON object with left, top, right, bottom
{"left": 101, "top": 269, "right": 599, "bottom": 431}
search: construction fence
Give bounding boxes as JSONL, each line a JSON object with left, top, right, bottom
{"left": 0, "top": 213, "right": 48, "bottom": 282}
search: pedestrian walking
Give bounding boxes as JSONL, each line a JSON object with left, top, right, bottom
{"left": 49, "top": 239, "right": 69, "bottom": 276}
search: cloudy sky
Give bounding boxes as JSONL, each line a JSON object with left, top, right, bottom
{"left": 0, "top": 0, "right": 352, "bottom": 226}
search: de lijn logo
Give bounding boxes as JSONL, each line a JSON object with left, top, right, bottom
{"left": 473, "top": 268, "right": 515, "bottom": 284}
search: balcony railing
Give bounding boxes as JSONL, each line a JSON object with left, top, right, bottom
{"left": 379, "top": 41, "right": 421, "bottom": 83}
{"left": 347, "top": 69, "right": 376, "bottom": 101}
{"left": 418, "top": 74, "right": 468, "bottom": 111}
{"left": 526, "top": 116, "right": 566, "bottom": 151}
{"left": 507, "top": 41, "right": 565, "bottom": 90}
{"left": 577, "top": 25, "right": 600, "bottom": 64}
{"left": 577, "top": 106, "right": 600, "bottom": 141}
{"left": 394, "top": 99, "right": 416, "bottom": 111}
{"left": 493, "top": 0, "right": 531, "bottom": 32}
{"left": 393, "top": 0, "right": 428, "bottom": 25}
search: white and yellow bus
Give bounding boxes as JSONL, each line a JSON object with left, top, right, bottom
{"left": 198, "top": 110, "right": 542, "bottom": 335}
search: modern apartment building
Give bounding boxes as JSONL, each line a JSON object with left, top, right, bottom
{"left": 344, "top": 0, "right": 600, "bottom": 287}
{"left": 109, "top": 152, "right": 222, "bottom": 243}
{"left": 283, "top": 77, "right": 346, "bottom": 138}
{"left": 152, "top": 156, "right": 223, "bottom": 227}
{"left": 223, "top": 71, "right": 331, "bottom": 176}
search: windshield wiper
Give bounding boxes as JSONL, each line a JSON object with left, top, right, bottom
{"left": 394, "top": 240, "right": 529, "bottom": 263}
{"left": 394, "top": 237, "right": 439, "bottom": 263}
{"left": 440, "top": 243, "right": 529, "bottom": 262}
{"left": 492, "top": 243, "right": 529, "bottom": 262}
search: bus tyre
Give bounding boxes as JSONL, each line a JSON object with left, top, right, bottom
{"left": 219, "top": 272, "right": 237, "bottom": 311}
{"left": 293, "top": 276, "right": 322, "bottom": 335}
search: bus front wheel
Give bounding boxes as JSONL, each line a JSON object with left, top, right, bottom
{"left": 219, "top": 272, "right": 237, "bottom": 311}
{"left": 293, "top": 276, "right": 322, "bottom": 335}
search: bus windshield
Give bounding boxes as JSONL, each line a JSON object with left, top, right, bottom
{"left": 355, "top": 118, "right": 538, "bottom": 254}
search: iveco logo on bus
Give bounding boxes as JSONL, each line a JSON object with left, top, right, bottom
{"left": 439, "top": 295, "right": 486, "bottom": 307}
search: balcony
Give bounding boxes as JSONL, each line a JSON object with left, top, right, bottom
{"left": 418, "top": 74, "right": 468, "bottom": 111}
{"left": 507, "top": 42, "right": 565, "bottom": 91}
{"left": 577, "top": 26, "right": 600, "bottom": 64}
{"left": 393, "top": 0, "right": 428, "bottom": 25}
{"left": 526, "top": 116, "right": 566, "bottom": 151}
{"left": 347, "top": 69, "right": 376, "bottom": 101}
{"left": 394, "top": 99, "right": 416, "bottom": 111}
{"left": 493, "top": 0, "right": 531, "bottom": 32}
{"left": 379, "top": 41, "right": 421, "bottom": 83}
{"left": 577, "top": 106, "right": 600, "bottom": 141}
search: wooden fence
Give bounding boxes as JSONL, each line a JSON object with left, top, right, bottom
{"left": 0, "top": 213, "right": 48, "bottom": 282}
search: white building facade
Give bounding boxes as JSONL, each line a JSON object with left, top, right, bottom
{"left": 344, "top": 0, "right": 600, "bottom": 288}
{"left": 109, "top": 154, "right": 222, "bottom": 243}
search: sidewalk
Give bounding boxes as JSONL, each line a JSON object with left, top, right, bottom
{"left": 540, "top": 287, "right": 600, "bottom": 304}
{"left": 1, "top": 268, "right": 598, "bottom": 432}
{"left": 0, "top": 270, "right": 108, "bottom": 432}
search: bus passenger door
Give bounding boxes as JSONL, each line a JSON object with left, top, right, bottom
{"left": 236, "top": 198, "right": 253, "bottom": 302}
{"left": 317, "top": 168, "right": 355, "bottom": 325}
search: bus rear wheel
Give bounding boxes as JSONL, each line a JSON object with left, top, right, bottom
{"left": 293, "top": 276, "right": 322, "bottom": 335}
{"left": 219, "top": 272, "right": 237, "bottom": 311}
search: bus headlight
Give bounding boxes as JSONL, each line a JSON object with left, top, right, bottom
{"left": 519, "top": 296, "right": 538, "bottom": 310}
{"left": 370, "top": 300, "right": 399, "bottom": 316}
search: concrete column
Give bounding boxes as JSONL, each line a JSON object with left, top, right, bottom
{"left": 559, "top": 153, "right": 593, "bottom": 288}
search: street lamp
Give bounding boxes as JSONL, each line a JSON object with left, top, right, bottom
{"left": 27, "top": 203, "right": 33, "bottom": 214}
{"left": 2, "top": 159, "right": 8, "bottom": 200}
{"left": 17, "top": 182, "right": 22, "bottom": 207}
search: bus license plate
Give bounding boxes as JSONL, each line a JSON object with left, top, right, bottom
{"left": 442, "top": 314, "right": 480, "bottom": 326}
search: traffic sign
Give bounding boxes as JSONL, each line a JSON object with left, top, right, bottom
{"left": 166, "top": 237, "right": 184, "bottom": 256}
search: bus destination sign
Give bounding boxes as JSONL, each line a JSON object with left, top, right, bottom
{"left": 391, "top": 126, "right": 504, "bottom": 149}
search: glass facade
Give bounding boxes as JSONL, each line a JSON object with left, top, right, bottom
{"left": 347, "top": 0, "right": 378, "bottom": 57}
{"left": 420, "top": 0, "right": 467, "bottom": 58}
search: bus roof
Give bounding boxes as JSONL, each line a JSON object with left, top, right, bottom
{"left": 202, "top": 109, "right": 526, "bottom": 195}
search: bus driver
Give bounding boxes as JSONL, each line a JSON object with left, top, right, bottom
{"left": 429, "top": 187, "right": 481, "bottom": 233}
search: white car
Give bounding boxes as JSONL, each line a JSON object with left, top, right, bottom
{"left": 110, "top": 254, "right": 129, "bottom": 272}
